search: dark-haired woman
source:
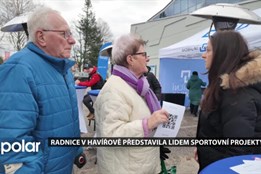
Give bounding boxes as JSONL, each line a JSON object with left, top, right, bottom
{"left": 195, "top": 30, "right": 261, "bottom": 172}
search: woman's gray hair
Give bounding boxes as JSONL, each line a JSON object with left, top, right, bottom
{"left": 27, "top": 6, "right": 60, "bottom": 42}
{"left": 111, "top": 33, "right": 146, "bottom": 67}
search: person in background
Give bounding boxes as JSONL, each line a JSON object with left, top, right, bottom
{"left": 94, "top": 33, "right": 169, "bottom": 174}
{"left": 145, "top": 66, "right": 170, "bottom": 162}
{"left": 145, "top": 65, "right": 162, "bottom": 101}
{"left": 0, "top": 7, "right": 86, "bottom": 174}
{"left": 195, "top": 30, "right": 261, "bottom": 172}
{"left": 75, "top": 63, "right": 104, "bottom": 119}
{"left": 186, "top": 71, "right": 206, "bottom": 116}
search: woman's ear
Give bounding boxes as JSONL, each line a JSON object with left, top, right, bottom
{"left": 126, "top": 55, "right": 134, "bottom": 66}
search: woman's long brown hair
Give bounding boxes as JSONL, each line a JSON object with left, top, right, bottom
{"left": 201, "top": 30, "right": 251, "bottom": 113}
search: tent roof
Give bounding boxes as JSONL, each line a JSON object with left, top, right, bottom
{"left": 159, "top": 8, "right": 261, "bottom": 59}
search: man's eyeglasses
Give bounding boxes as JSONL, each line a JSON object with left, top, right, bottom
{"left": 133, "top": 52, "right": 147, "bottom": 57}
{"left": 42, "top": 29, "right": 73, "bottom": 39}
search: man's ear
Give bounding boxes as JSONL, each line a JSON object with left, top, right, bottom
{"left": 36, "top": 30, "right": 46, "bottom": 47}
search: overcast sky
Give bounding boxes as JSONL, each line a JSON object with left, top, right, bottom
{"left": 37, "top": 0, "right": 171, "bottom": 39}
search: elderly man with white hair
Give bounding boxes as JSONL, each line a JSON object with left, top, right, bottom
{"left": 0, "top": 6, "right": 86, "bottom": 174}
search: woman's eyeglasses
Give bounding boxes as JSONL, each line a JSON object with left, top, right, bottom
{"left": 132, "top": 52, "right": 147, "bottom": 57}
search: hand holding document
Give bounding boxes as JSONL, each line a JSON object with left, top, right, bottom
{"left": 154, "top": 101, "right": 185, "bottom": 137}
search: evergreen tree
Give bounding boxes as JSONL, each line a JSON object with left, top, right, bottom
{"left": 76, "top": 0, "right": 103, "bottom": 68}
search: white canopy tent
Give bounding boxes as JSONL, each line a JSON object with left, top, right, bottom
{"left": 1, "top": 14, "right": 28, "bottom": 32}
{"left": 1, "top": 13, "right": 30, "bottom": 37}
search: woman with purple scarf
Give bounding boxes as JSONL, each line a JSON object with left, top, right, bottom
{"left": 94, "top": 33, "right": 169, "bottom": 174}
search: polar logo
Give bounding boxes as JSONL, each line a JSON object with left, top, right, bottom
{"left": 1, "top": 140, "right": 40, "bottom": 155}
{"left": 200, "top": 43, "right": 207, "bottom": 52}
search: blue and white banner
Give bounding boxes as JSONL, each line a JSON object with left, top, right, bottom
{"left": 97, "top": 42, "right": 112, "bottom": 80}
{"left": 159, "top": 59, "right": 207, "bottom": 107}
{"left": 97, "top": 55, "right": 109, "bottom": 80}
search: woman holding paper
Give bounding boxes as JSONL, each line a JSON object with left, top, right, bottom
{"left": 94, "top": 33, "right": 169, "bottom": 174}
{"left": 196, "top": 30, "right": 261, "bottom": 172}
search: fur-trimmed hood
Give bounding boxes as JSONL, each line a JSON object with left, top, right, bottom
{"left": 220, "top": 50, "right": 261, "bottom": 89}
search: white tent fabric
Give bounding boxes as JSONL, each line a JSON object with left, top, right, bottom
{"left": 159, "top": 8, "right": 261, "bottom": 59}
{"left": 1, "top": 13, "right": 29, "bottom": 32}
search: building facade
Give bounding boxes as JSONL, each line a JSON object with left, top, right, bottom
{"left": 131, "top": 0, "right": 261, "bottom": 77}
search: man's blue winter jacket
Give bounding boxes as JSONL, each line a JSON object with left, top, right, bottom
{"left": 0, "top": 42, "right": 82, "bottom": 173}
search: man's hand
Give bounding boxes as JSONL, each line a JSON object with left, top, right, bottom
{"left": 75, "top": 79, "right": 80, "bottom": 85}
{"left": 74, "top": 153, "right": 86, "bottom": 168}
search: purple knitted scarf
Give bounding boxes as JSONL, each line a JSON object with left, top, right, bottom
{"left": 112, "top": 65, "right": 161, "bottom": 113}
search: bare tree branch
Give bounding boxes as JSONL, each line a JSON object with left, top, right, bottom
{"left": 0, "top": 0, "right": 37, "bottom": 50}
{"left": 97, "top": 19, "right": 113, "bottom": 43}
